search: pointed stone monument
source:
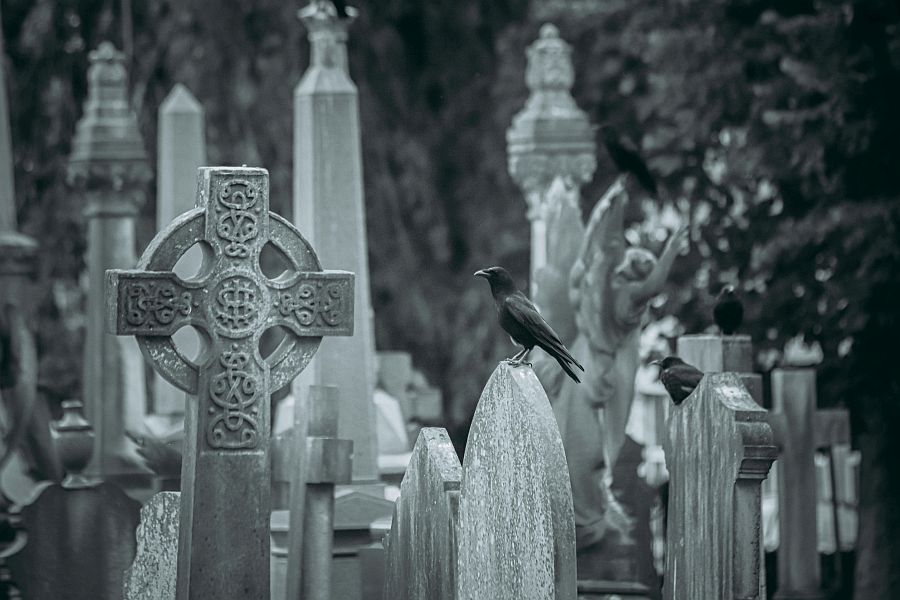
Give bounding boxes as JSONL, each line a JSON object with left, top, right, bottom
{"left": 507, "top": 24, "right": 596, "bottom": 291}
{"left": 151, "top": 83, "right": 207, "bottom": 427}
{"left": 67, "top": 42, "right": 152, "bottom": 479}
{"left": 293, "top": 0, "right": 378, "bottom": 483}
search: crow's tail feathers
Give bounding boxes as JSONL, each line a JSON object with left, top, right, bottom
{"left": 556, "top": 356, "right": 582, "bottom": 383}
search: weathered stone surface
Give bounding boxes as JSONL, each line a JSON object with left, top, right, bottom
{"left": 106, "top": 166, "right": 354, "bottom": 599}
{"left": 124, "top": 492, "right": 180, "bottom": 600}
{"left": 384, "top": 427, "right": 462, "bottom": 600}
{"left": 663, "top": 372, "right": 776, "bottom": 600}
{"left": 770, "top": 369, "right": 823, "bottom": 600}
{"left": 68, "top": 42, "right": 151, "bottom": 478}
{"left": 458, "top": 363, "right": 576, "bottom": 600}
{"left": 677, "top": 334, "right": 762, "bottom": 405}
{"left": 153, "top": 83, "right": 207, "bottom": 419}
{"left": 294, "top": 1, "right": 378, "bottom": 482}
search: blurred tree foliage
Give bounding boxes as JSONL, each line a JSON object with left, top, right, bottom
{"left": 1, "top": 0, "right": 898, "bottom": 594}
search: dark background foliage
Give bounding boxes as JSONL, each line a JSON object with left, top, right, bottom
{"left": 1, "top": 0, "right": 898, "bottom": 595}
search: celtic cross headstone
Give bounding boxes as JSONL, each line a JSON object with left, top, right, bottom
{"left": 106, "top": 166, "right": 354, "bottom": 599}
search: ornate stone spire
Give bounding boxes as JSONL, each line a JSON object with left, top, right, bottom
{"left": 506, "top": 24, "right": 596, "bottom": 287}
{"left": 507, "top": 24, "right": 596, "bottom": 217}
{"left": 68, "top": 42, "right": 150, "bottom": 198}
{"left": 298, "top": 1, "right": 357, "bottom": 73}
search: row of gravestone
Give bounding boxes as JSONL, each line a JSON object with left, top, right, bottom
{"left": 383, "top": 355, "right": 777, "bottom": 600}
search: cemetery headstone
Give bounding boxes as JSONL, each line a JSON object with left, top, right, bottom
{"left": 293, "top": 0, "right": 379, "bottom": 483}
{"left": 151, "top": 83, "right": 207, "bottom": 424}
{"left": 67, "top": 42, "right": 152, "bottom": 479}
{"left": 123, "top": 491, "right": 180, "bottom": 600}
{"left": 458, "top": 363, "right": 576, "bottom": 600}
{"left": 507, "top": 23, "right": 596, "bottom": 289}
{"left": 384, "top": 428, "right": 462, "bottom": 600}
{"left": 106, "top": 166, "right": 354, "bottom": 599}
{"left": 663, "top": 372, "right": 776, "bottom": 600}
{"left": 7, "top": 401, "right": 141, "bottom": 600}
{"left": 293, "top": 385, "right": 353, "bottom": 600}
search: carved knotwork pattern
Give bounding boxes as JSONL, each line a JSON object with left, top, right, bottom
{"left": 215, "top": 179, "right": 260, "bottom": 258}
{"left": 213, "top": 276, "right": 260, "bottom": 336}
{"left": 123, "top": 281, "right": 193, "bottom": 328}
{"left": 207, "top": 346, "right": 260, "bottom": 449}
{"left": 276, "top": 281, "right": 350, "bottom": 328}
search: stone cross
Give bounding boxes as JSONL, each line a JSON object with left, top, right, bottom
{"left": 507, "top": 24, "right": 596, "bottom": 289}
{"left": 106, "top": 166, "right": 354, "bottom": 599}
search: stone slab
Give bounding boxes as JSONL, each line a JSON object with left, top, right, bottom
{"left": 457, "top": 363, "right": 576, "bottom": 600}
{"left": 384, "top": 427, "right": 462, "bottom": 600}
{"left": 124, "top": 491, "right": 180, "bottom": 600}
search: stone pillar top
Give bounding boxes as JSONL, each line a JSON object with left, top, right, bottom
{"left": 507, "top": 23, "right": 596, "bottom": 217}
{"left": 160, "top": 83, "right": 203, "bottom": 116}
{"left": 68, "top": 42, "right": 150, "bottom": 197}
{"left": 299, "top": 1, "right": 357, "bottom": 72}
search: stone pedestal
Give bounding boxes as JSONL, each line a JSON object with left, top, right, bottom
{"left": 293, "top": 0, "right": 378, "bottom": 483}
{"left": 67, "top": 42, "right": 152, "bottom": 478}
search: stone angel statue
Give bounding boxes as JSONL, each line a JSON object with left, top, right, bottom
{"left": 533, "top": 176, "right": 687, "bottom": 562}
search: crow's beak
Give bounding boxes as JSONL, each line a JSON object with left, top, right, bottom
{"left": 650, "top": 359, "right": 661, "bottom": 367}
{"left": 474, "top": 269, "right": 488, "bottom": 279}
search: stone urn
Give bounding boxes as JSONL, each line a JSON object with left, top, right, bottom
{"left": 52, "top": 400, "right": 96, "bottom": 489}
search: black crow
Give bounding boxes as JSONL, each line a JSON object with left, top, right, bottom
{"left": 713, "top": 284, "right": 743, "bottom": 335}
{"left": 475, "top": 266, "right": 584, "bottom": 383}
{"left": 653, "top": 356, "right": 704, "bottom": 405}
{"left": 600, "top": 124, "right": 659, "bottom": 198}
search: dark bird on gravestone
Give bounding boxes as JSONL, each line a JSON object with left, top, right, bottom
{"left": 713, "top": 284, "right": 744, "bottom": 335}
{"left": 475, "top": 266, "right": 585, "bottom": 383}
{"left": 653, "top": 356, "right": 704, "bottom": 405}
{"left": 600, "top": 124, "right": 659, "bottom": 198}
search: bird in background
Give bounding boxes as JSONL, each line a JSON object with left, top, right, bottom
{"left": 713, "top": 284, "right": 744, "bottom": 335}
{"left": 600, "top": 124, "right": 659, "bottom": 198}
{"left": 475, "top": 266, "right": 585, "bottom": 383}
{"left": 653, "top": 356, "right": 704, "bottom": 405}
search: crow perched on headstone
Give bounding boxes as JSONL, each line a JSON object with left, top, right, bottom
{"left": 600, "top": 124, "right": 658, "bottom": 198}
{"left": 475, "top": 266, "right": 584, "bottom": 383}
{"left": 654, "top": 356, "right": 704, "bottom": 405}
{"left": 713, "top": 284, "right": 744, "bottom": 335}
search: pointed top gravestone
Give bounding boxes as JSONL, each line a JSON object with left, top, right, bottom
{"left": 458, "top": 363, "right": 577, "bottom": 600}
{"left": 106, "top": 166, "right": 354, "bottom": 599}
{"left": 153, "top": 83, "right": 207, "bottom": 419}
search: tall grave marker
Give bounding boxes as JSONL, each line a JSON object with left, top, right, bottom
{"left": 507, "top": 24, "right": 596, "bottom": 290}
{"left": 293, "top": 0, "right": 378, "bottom": 482}
{"left": 106, "top": 167, "right": 354, "bottom": 599}
{"left": 151, "top": 83, "right": 207, "bottom": 423}
{"left": 67, "top": 42, "right": 152, "bottom": 478}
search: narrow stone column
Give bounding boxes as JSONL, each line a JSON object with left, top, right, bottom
{"left": 507, "top": 24, "right": 596, "bottom": 291}
{"left": 152, "top": 83, "right": 207, "bottom": 423}
{"left": 67, "top": 42, "right": 151, "bottom": 478}
{"left": 293, "top": 0, "right": 378, "bottom": 482}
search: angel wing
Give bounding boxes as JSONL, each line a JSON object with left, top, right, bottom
{"left": 570, "top": 177, "right": 628, "bottom": 350}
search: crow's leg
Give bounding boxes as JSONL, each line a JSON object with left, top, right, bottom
{"left": 519, "top": 348, "right": 533, "bottom": 367}
{"left": 505, "top": 347, "right": 528, "bottom": 365}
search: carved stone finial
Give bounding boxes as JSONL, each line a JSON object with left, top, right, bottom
{"left": 67, "top": 42, "right": 150, "bottom": 199}
{"left": 507, "top": 24, "right": 596, "bottom": 217}
{"left": 299, "top": 1, "right": 357, "bottom": 71}
{"left": 525, "top": 24, "right": 574, "bottom": 94}
{"left": 53, "top": 400, "right": 97, "bottom": 489}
